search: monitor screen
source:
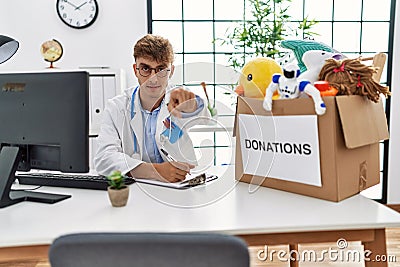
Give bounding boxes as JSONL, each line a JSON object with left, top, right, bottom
{"left": 0, "top": 71, "right": 89, "bottom": 207}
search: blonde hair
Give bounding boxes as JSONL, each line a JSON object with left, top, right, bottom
{"left": 133, "top": 34, "right": 174, "bottom": 64}
{"left": 318, "top": 57, "right": 390, "bottom": 103}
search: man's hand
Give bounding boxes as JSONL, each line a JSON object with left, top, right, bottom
{"left": 154, "top": 161, "right": 195, "bottom": 183}
{"left": 168, "top": 88, "right": 197, "bottom": 118}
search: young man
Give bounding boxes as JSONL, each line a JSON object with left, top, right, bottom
{"left": 94, "top": 34, "right": 210, "bottom": 182}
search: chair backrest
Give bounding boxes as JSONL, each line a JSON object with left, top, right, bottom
{"left": 49, "top": 232, "right": 250, "bottom": 267}
{"left": 360, "top": 52, "right": 387, "bottom": 83}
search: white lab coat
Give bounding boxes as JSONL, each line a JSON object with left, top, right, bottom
{"left": 94, "top": 86, "right": 211, "bottom": 176}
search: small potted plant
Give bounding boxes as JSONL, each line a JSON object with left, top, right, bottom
{"left": 107, "top": 170, "right": 129, "bottom": 207}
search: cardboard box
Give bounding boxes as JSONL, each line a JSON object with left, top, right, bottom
{"left": 234, "top": 95, "right": 389, "bottom": 202}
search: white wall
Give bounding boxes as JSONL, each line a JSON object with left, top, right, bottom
{"left": 388, "top": 2, "right": 400, "bottom": 203}
{"left": 0, "top": 0, "right": 147, "bottom": 87}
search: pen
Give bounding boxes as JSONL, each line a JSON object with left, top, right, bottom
{"left": 160, "top": 148, "right": 177, "bottom": 162}
{"left": 180, "top": 173, "right": 206, "bottom": 186}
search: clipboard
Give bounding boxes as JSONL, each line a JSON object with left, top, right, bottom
{"left": 133, "top": 173, "right": 218, "bottom": 189}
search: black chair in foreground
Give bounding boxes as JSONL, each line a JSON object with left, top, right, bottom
{"left": 49, "top": 232, "right": 250, "bottom": 267}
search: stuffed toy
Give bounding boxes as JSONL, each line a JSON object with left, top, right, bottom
{"left": 263, "top": 64, "right": 326, "bottom": 115}
{"left": 281, "top": 40, "right": 337, "bottom": 73}
{"left": 318, "top": 57, "right": 391, "bottom": 103}
{"left": 298, "top": 50, "right": 343, "bottom": 83}
{"left": 235, "top": 57, "right": 282, "bottom": 98}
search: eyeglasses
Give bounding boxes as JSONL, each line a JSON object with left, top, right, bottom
{"left": 136, "top": 66, "right": 171, "bottom": 78}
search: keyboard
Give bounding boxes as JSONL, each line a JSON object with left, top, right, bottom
{"left": 16, "top": 173, "right": 135, "bottom": 190}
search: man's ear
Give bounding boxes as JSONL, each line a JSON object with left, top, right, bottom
{"left": 169, "top": 65, "right": 175, "bottom": 78}
{"left": 133, "top": 63, "right": 138, "bottom": 77}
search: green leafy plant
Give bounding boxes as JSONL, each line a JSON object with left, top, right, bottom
{"left": 107, "top": 170, "right": 126, "bottom": 190}
{"left": 217, "top": 0, "right": 318, "bottom": 70}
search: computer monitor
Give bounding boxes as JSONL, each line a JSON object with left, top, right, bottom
{"left": 0, "top": 71, "right": 89, "bottom": 208}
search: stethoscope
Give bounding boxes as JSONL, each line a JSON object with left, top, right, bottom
{"left": 130, "top": 86, "right": 139, "bottom": 153}
{"left": 130, "top": 86, "right": 174, "bottom": 154}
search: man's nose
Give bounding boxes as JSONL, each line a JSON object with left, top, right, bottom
{"left": 148, "top": 71, "right": 159, "bottom": 81}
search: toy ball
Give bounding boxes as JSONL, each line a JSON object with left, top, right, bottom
{"left": 235, "top": 57, "right": 282, "bottom": 98}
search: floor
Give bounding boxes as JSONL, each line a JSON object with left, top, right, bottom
{"left": 249, "top": 228, "right": 400, "bottom": 266}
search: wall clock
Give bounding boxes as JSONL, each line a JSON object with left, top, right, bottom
{"left": 56, "top": 0, "right": 99, "bottom": 29}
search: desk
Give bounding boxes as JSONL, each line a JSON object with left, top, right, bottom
{"left": 1, "top": 166, "right": 400, "bottom": 266}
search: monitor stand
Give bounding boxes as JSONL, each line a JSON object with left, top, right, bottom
{"left": 0, "top": 146, "right": 71, "bottom": 208}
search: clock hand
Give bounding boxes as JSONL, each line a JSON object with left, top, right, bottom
{"left": 64, "top": 0, "right": 78, "bottom": 9}
{"left": 75, "top": 1, "right": 88, "bottom": 10}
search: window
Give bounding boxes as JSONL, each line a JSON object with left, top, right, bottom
{"left": 148, "top": 0, "right": 394, "bottom": 202}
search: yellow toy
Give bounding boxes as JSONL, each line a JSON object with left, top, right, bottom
{"left": 235, "top": 57, "right": 282, "bottom": 98}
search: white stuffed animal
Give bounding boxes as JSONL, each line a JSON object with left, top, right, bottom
{"left": 298, "top": 50, "right": 343, "bottom": 83}
{"left": 299, "top": 50, "right": 344, "bottom": 84}
{"left": 263, "top": 64, "right": 326, "bottom": 115}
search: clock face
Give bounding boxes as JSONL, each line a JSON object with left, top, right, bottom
{"left": 56, "top": 0, "right": 98, "bottom": 29}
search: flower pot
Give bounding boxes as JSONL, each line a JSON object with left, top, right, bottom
{"left": 107, "top": 186, "right": 129, "bottom": 207}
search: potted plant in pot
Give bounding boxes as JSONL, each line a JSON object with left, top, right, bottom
{"left": 107, "top": 170, "right": 129, "bottom": 207}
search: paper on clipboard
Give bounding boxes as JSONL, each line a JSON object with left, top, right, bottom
{"left": 134, "top": 173, "right": 218, "bottom": 189}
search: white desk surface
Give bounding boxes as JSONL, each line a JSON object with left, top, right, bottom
{"left": 2, "top": 166, "right": 400, "bottom": 248}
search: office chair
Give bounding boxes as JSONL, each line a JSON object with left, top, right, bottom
{"left": 49, "top": 232, "right": 250, "bottom": 267}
